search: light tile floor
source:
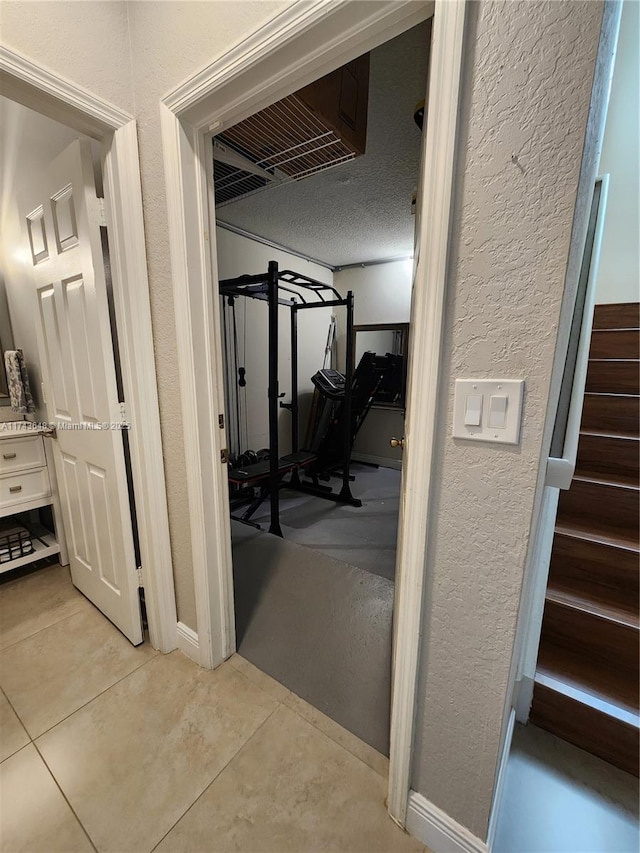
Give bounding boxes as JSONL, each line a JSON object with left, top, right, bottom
{"left": 0, "top": 563, "right": 427, "bottom": 853}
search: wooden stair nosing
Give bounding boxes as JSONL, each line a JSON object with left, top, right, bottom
{"left": 554, "top": 523, "right": 640, "bottom": 552}
{"left": 545, "top": 587, "right": 640, "bottom": 631}
{"left": 536, "top": 639, "right": 639, "bottom": 713}
{"left": 535, "top": 669, "right": 639, "bottom": 727}
{"left": 530, "top": 678, "right": 639, "bottom": 777}
{"left": 570, "top": 473, "right": 640, "bottom": 491}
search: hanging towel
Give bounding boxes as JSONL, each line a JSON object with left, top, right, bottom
{"left": 4, "top": 350, "right": 35, "bottom": 414}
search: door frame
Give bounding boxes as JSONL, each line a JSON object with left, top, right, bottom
{"left": 0, "top": 47, "right": 178, "bottom": 652}
{"left": 160, "top": 0, "right": 466, "bottom": 826}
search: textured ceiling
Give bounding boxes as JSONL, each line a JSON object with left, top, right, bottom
{"left": 216, "top": 20, "right": 431, "bottom": 267}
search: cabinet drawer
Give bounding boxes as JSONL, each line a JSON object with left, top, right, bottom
{"left": 0, "top": 436, "right": 46, "bottom": 474}
{"left": 0, "top": 468, "right": 51, "bottom": 510}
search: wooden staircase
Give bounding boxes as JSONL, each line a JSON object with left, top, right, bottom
{"left": 531, "top": 302, "right": 640, "bottom": 776}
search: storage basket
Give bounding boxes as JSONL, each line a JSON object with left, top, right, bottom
{"left": 0, "top": 522, "right": 33, "bottom": 564}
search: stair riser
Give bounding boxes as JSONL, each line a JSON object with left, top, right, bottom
{"left": 548, "top": 534, "right": 639, "bottom": 614}
{"left": 581, "top": 394, "right": 640, "bottom": 436}
{"left": 575, "top": 434, "right": 640, "bottom": 485}
{"left": 540, "top": 599, "right": 639, "bottom": 676}
{"left": 585, "top": 360, "right": 639, "bottom": 395}
{"left": 593, "top": 303, "right": 640, "bottom": 331}
{"left": 557, "top": 480, "right": 639, "bottom": 543}
{"left": 590, "top": 330, "right": 640, "bottom": 360}
{"left": 530, "top": 682, "right": 639, "bottom": 776}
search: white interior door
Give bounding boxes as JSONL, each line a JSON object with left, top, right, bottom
{"left": 18, "top": 139, "right": 143, "bottom": 645}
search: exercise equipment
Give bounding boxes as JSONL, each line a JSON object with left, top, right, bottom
{"left": 306, "top": 351, "right": 404, "bottom": 474}
{"left": 219, "top": 261, "right": 361, "bottom": 537}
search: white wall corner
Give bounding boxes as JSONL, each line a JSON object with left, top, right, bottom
{"left": 406, "top": 793, "right": 488, "bottom": 853}
{"left": 176, "top": 622, "right": 200, "bottom": 663}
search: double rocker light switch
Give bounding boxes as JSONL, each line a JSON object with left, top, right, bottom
{"left": 453, "top": 379, "right": 524, "bottom": 445}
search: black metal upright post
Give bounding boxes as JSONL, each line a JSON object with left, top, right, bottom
{"left": 290, "top": 305, "right": 299, "bottom": 453}
{"left": 267, "top": 261, "right": 282, "bottom": 537}
{"left": 339, "top": 291, "right": 357, "bottom": 502}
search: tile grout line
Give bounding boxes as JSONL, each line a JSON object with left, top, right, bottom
{"left": 284, "top": 695, "right": 390, "bottom": 780}
{"left": 32, "top": 739, "right": 99, "bottom": 853}
{"left": 230, "top": 656, "right": 389, "bottom": 780}
{"left": 148, "top": 705, "right": 280, "bottom": 853}
{"left": 0, "top": 595, "right": 89, "bottom": 654}
{"left": 27, "top": 650, "right": 161, "bottom": 742}
{"left": 0, "top": 683, "right": 32, "bottom": 762}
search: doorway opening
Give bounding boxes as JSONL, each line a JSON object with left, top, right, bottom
{"left": 211, "top": 19, "right": 431, "bottom": 756}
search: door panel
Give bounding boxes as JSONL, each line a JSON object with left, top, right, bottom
{"left": 18, "top": 140, "right": 142, "bottom": 645}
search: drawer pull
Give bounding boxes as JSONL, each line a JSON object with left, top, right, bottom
{"left": 3, "top": 453, "right": 17, "bottom": 460}
{"left": 9, "top": 485, "right": 22, "bottom": 493}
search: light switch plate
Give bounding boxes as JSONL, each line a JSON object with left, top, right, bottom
{"left": 453, "top": 379, "right": 524, "bottom": 444}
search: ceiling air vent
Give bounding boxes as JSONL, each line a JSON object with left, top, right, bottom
{"left": 213, "top": 54, "right": 370, "bottom": 207}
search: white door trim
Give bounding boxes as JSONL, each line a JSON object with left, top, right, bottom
{"left": 160, "top": 0, "right": 467, "bottom": 826}
{"left": 0, "top": 45, "right": 178, "bottom": 652}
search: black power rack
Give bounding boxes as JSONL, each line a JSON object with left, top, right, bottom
{"left": 219, "top": 261, "right": 361, "bottom": 537}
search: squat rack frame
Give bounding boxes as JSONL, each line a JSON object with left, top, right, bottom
{"left": 219, "top": 260, "right": 360, "bottom": 536}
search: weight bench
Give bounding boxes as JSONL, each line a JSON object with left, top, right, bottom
{"left": 229, "top": 451, "right": 317, "bottom": 528}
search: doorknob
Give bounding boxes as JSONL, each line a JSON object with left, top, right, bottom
{"left": 390, "top": 437, "right": 405, "bottom": 449}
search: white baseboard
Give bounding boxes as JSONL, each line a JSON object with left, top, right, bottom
{"left": 351, "top": 452, "right": 402, "bottom": 471}
{"left": 406, "top": 792, "right": 488, "bottom": 853}
{"left": 176, "top": 621, "right": 200, "bottom": 662}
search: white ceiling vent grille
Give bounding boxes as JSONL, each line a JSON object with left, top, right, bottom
{"left": 214, "top": 94, "right": 357, "bottom": 207}
{"left": 213, "top": 53, "right": 370, "bottom": 208}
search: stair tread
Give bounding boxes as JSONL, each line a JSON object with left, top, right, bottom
{"left": 571, "top": 474, "right": 640, "bottom": 491}
{"left": 584, "top": 392, "right": 640, "bottom": 399}
{"left": 554, "top": 524, "right": 640, "bottom": 551}
{"left": 545, "top": 587, "right": 639, "bottom": 630}
{"left": 537, "top": 641, "right": 639, "bottom": 714}
{"left": 580, "top": 430, "right": 640, "bottom": 441}
{"left": 535, "top": 669, "right": 639, "bottom": 728}
{"left": 554, "top": 523, "right": 639, "bottom": 551}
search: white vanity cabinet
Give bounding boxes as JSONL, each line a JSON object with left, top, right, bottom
{"left": 0, "top": 428, "right": 68, "bottom": 573}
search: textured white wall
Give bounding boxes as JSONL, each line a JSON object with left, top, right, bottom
{"left": 0, "top": 2, "right": 134, "bottom": 114}
{"left": 596, "top": 0, "right": 639, "bottom": 304}
{"left": 411, "top": 0, "right": 604, "bottom": 839}
{"left": 124, "top": 1, "right": 288, "bottom": 628}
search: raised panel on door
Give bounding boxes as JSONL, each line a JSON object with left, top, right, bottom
{"left": 18, "top": 139, "right": 142, "bottom": 645}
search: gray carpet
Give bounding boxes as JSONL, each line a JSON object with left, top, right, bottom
{"left": 232, "top": 467, "right": 398, "bottom": 755}
{"left": 247, "top": 464, "right": 401, "bottom": 581}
